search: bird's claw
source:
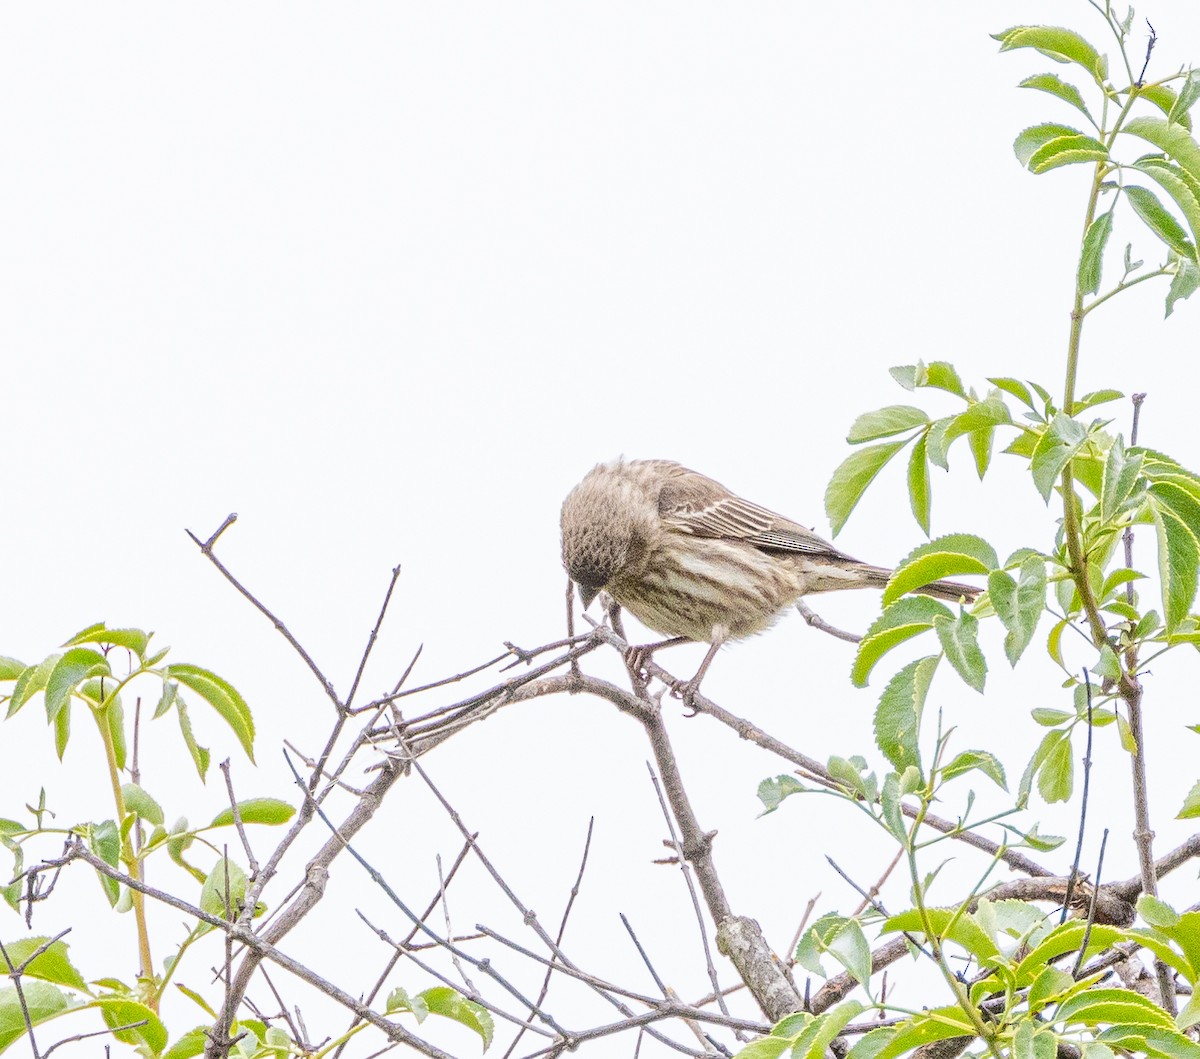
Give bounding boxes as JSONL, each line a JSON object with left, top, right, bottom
{"left": 670, "top": 679, "right": 701, "bottom": 716}
{"left": 624, "top": 645, "right": 653, "bottom": 687}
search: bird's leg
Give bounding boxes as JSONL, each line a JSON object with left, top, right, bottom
{"left": 671, "top": 630, "right": 728, "bottom": 714}
{"left": 624, "top": 636, "right": 691, "bottom": 688}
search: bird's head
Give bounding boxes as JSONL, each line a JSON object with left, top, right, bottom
{"left": 560, "top": 462, "right": 653, "bottom": 608}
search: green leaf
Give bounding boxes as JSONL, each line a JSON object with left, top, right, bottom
{"left": 1148, "top": 488, "right": 1200, "bottom": 631}
{"left": 1178, "top": 779, "right": 1200, "bottom": 820}
{"left": 989, "top": 556, "right": 1047, "bottom": 665}
{"left": 1019, "top": 72, "right": 1092, "bottom": 121}
{"left": 91, "top": 995, "right": 168, "bottom": 1053}
{"left": 121, "top": 784, "right": 164, "bottom": 826}
{"left": 88, "top": 820, "right": 120, "bottom": 907}
{"left": 1018, "top": 730, "right": 1065, "bottom": 807}
{"left": 1078, "top": 210, "right": 1113, "bottom": 295}
{"left": 176, "top": 697, "right": 211, "bottom": 780}
{"left": 908, "top": 433, "right": 931, "bottom": 534}
{"left": 1038, "top": 730, "right": 1074, "bottom": 803}
{"left": 874, "top": 656, "right": 938, "bottom": 772}
{"left": 1168, "top": 255, "right": 1200, "bottom": 317}
{"left": 1070, "top": 388, "right": 1124, "bottom": 414}
{"left": 153, "top": 681, "right": 178, "bottom": 720}
{"left": 757, "top": 775, "right": 806, "bottom": 814}
{"left": 852, "top": 596, "right": 953, "bottom": 687}
{"left": 209, "top": 799, "right": 295, "bottom": 828}
{"left": 1057, "top": 986, "right": 1175, "bottom": 1029}
{"left": 825, "top": 441, "right": 907, "bottom": 537}
{"left": 825, "top": 919, "right": 872, "bottom": 989}
{"left": 44, "top": 648, "right": 110, "bottom": 724}
{"left": 934, "top": 612, "right": 986, "bottom": 692}
{"left": 940, "top": 750, "right": 1007, "bottom": 790}
{"left": 0, "top": 982, "right": 73, "bottom": 1053}
{"left": 1012, "top": 123, "right": 1088, "bottom": 167}
{"left": 0, "top": 657, "right": 25, "bottom": 681}
{"left": 419, "top": 986, "right": 494, "bottom": 1049}
{"left": 7, "top": 655, "right": 58, "bottom": 719}
{"left": 1031, "top": 707, "right": 1072, "bottom": 726}
{"left": 1028, "top": 134, "right": 1109, "bottom": 174}
{"left": 1138, "top": 894, "right": 1181, "bottom": 928}
{"left": 62, "top": 624, "right": 151, "bottom": 659}
{"left": 1126, "top": 185, "right": 1196, "bottom": 258}
{"left": 0, "top": 938, "right": 88, "bottom": 990}
{"left": 1030, "top": 412, "right": 1088, "bottom": 501}
{"left": 164, "top": 664, "right": 255, "bottom": 762}
{"left": 1132, "top": 159, "right": 1200, "bottom": 250}
{"left": 1169, "top": 71, "right": 1200, "bottom": 128}
{"left": 989, "top": 377, "right": 1037, "bottom": 409}
{"left": 889, "top": 360, "right": 964, "bottom": 396}
{"left": 969, "top": 422, "right": 995, "bottom": 479}
{"left": 200, "top": 856, "right": 248, "bottom": 919}
{"left": 1144, "top": 84, "right": 1194, "bottom": 132}
{"left": 847, "top": 405, "right": 929, "bottom": 443}
{"left": 163, "top": 1028, "right": 210, "bottom": 1059}
{"left": 883, "top": 533, "right": 996, "bottom": 606}
{"left": 1123, "top": 116, "right": 1200, "bottom": 186}
{"left": 1101, "top": 436, "right": 1144, "bottom": 524}
{"left": 993, "top": 26, "right": 1106, "bottom": 81}
{"left": 386, "top": 986, "right": 429, "bottom": 1021}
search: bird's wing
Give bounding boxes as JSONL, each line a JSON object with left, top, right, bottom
{"left": 655, "top": 465, "right": 855, "bottom": 559}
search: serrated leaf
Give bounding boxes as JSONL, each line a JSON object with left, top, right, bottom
{"left": 989, "top": 377, "right": 1037, "bottom": 409}
{"left": 1132, "top": 159, "right": 1200, "bottom": 250}
{"left": 1030, "top": 412, "right": 1088, "bottom": 501}
{"left": 44, "top": 648, "right": 110, "bottom": 724}
{"left": 874, "top": 656, "right": 938, "bottom": 772}
{"left": 883, "top": 534, "right": 996, "bottom": 606}
{"left": 0, "top": 657, "right": 25, "bottom": 681}
{"left": 1029, "top": 134, "right": 1109, "bottom": 174}
{"left": 757, "top": 775, "right": 806, "bottom": 814}
{"left": 1078, "top": 210, "right": 1113, "bottom": 295}
{"left": 1126, "top": 185, "right": 1196, "bottom": 258}
{"left": 1124, "top": 116, "right": 1200, "bottom": 186}
{"left": 847, "top": 405, "right": 929, "bottom": 443}
{"left": 88, "top": 820, "right": 120, "bottom": 906}
{"left": 1071, "top": 388, "right": 1124, "bottom": 414}
{"left": 209, "top": 799, "right": 295, "bottom": 828}
{"left": 969, "top": 422, "right": 995, "bottom": 479}
{"left": 91, "top": 996, "right": 168, "bottom": 1053}
{"left": 1019, "top": 72, "right": 1093, "bottom": 121}
{"left": 825, "top": 441, "right": 907, "bottom": 536}
{"left": 121, "top": 784, "right": 164, "bottom": 826}
{"left": 0, "top": 938, "right": 88, "bottom": 990}
{"left": 940, "top": 750, "right": 1007, "bottom": 790}
{"left": 1149, "top": 489, "right": 1200, "bottom": 630}
{"left": 0, "top": 982, "right": 73, "bottom": 1053}
{"left": 1101, "top": 436, "right": 1144, "bottom": 524}
{"left": 62, "top": 624, "right": 151, "bottom": 659}
{"left": 934, "top": 612, "right": 986, "bottom": 692}
{"left": 165, "top": 664, "right": 254, "bottom": 762}
{"left": 1038, "top": 731, "right": 1074, "bottom": 802}
{"left": 200, "top": 856, "right": 248, "bottom": 919}
{"left": 176, "top": 698, "right": 210, "bottom": 780}
{"left": 908, "top": 433, "right": 931, "bottom": 534}
{"left": 1013, "top": 122, "right": 1085, "bottom": 167}
{"left": 1058, "top": 987, "right": 1175, "bottom": 1029}
{"left": 1143, "top": 83, "right": 1195, "bottom": 133}
{"left": 1138, "top": 894, "right": 1181, "bottom": 928}
{"left": 993, "top": 26, "right": 1106, "bottom": 81}
{"left": 852, "top": 596, "right": 952, "bottom": 687}
{"left": 1031, "top": 707, "right": 1072, "bottom": 726}
{"left": 419, "top": 986, "right": 495, "bottom": 1049}
{"left": 1178, "top": 779, "right": 1200, "bottom": 819}
{"left": 1168, "top": 255, "right": 1200, "bottom": 317}
{"left": 989, "top": 557, "right": 1047, "bottom": 665}
{"left": 1018, "top": 730, "right": 1065, "bottom": 807}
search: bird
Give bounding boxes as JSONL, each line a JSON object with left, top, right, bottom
{"left": 560, "top": 458, "right": 978, "bottom": 702}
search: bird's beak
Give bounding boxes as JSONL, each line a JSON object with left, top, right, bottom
{"left": 578, "top": 584, "right": 600, "bottom": 608}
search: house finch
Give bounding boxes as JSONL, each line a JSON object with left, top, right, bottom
{"left": 561, "top": 458, "right": 977, "bottom": 698}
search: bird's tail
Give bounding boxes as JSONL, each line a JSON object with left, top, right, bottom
{"left": 853, "top": 564, "right": 979, "bottom": 603}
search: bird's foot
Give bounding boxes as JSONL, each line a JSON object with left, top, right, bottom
{"left": 624, "top": 644, "right": 654, "bottom": 689}
{"left": 669, "top": 678, "right": 703, "bottom": 717}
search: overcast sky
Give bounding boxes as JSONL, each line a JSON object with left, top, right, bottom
{"left": 4, "top": 3, "right": 1200, "bottom": 1055}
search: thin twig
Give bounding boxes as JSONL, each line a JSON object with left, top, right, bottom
{"left": 346, "top": 565, "right": 404, "bottom": 709}
{"left": 795, "top": 600, "right": 862, "bottom": 643}
{"left": 1072, "top": 829, "right": 1110, "bottom": 977}
{"left": 1061, "top": 671, "right": 1095, "bottom": 925}
{"left": 220, "top": 759, "right": 259, "bottom": 878}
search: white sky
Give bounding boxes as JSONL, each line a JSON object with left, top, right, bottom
{"left": 4, "top": 3, "right": 1200, "bottom": 1056}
